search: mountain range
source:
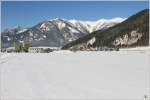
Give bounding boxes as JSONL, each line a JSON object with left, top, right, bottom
{"left": 1, "top": 9, "right": 149, "bottom": 50}
{"left": 1, "top": 18, "right": 125, "bottom": 48}
{"left": 62, "top": 9, "right": 149, "bottom": 50}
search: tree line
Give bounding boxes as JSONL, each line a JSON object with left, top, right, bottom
{"left": 13, "top": 41, "right": 32, "bottom": 52}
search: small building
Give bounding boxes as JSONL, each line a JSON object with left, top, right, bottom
{"left": 5, "top": 47, "right": 16, "bottom": 53}
{"left": 28, "top": 47, "right": 44, "bottom": 53}
{"left": 96, "top": 46, "right": 119, "bottom": 51}
{"left": 28, "top": 47, "right": 60, "bottom": 53}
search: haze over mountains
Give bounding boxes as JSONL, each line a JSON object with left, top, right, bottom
{"left": 1, "top": 18, "right": 125, "bottom": 48}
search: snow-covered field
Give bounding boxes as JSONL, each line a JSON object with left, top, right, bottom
{"left": 0, "top": 50, "right": 150, "bottom": 100}
{"left": 120, "top": 47, "right": 150, "bottom": 51}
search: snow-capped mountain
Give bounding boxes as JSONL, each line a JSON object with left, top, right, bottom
{"left": 1, "top": 18, "right": 125, "bottom": 48}
{"left": 69, "top": 17, "right": 125, "bottom": 33}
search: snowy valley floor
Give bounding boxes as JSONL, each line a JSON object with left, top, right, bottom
{"left": 0, "top": 50, "right": 150, "bottom": 100}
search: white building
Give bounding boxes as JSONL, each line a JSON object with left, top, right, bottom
{"left": 28, "top": 47, "right": 60, "bottom": 53}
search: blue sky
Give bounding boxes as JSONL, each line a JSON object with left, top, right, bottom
{"left": 1, "top": 1, "right": 149, "bottom": 31}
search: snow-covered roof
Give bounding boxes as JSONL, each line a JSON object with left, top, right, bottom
{"left": 29, "top": 47, "right": 60, "bottom": 49}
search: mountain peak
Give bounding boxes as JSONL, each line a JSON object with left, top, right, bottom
{"left": 96, "top": 17, "right": 125, "bottom": 23}
{"left": 48, "top": 18, "right": 66, "bottom": 21}
{"left": 109, "top": 17, "right": 126, "bottom": 22}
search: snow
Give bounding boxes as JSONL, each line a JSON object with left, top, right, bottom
{"left": 29, "top": 31, "right": 33, "bottom": 37}
{"left": 57, "top": 22, "right": 66, "bottom": 30}
{"left": 109, "top": 17, "right": 126, "bottom": 22}
{"left": 87, "top": 37, "right": 96, "bottom": 45}
{"left": 37, "top": 17, "right": 125, "bottom": 37}
{"left": 120, "top": 46, "right": 150, "bottom": 51}
{"left": 16, "top": 29, "right": 27, "bottom": 34}
{"left": 113, "top": 30, "right": 143, "bottom": 46}
{"left": 92, "top": 18, "right": 125, "bottom": 31}
{"left": 43, "top": 35, "right": 46, "bottom": 38}
{"left": 7, "top": 37, "right": 11, "bottom": 41}
{"left": 0, "top": 51, "right": 149, "bottom": 100}
{"left": 69, "top": 20, "right": 92, "bottom": 33}
{"left": 68, "top": 27, "right": 79, "bottom": 33}
{"left": 0, "top": 53, "right": 12, "bottom": 59}
{"left": 69, "top": 17, "right": 125, "bottom": 33}
{"left": 40, "top": 23, "right": 50, "bottom": 31}
{"left": 3, "top": 36, "right": 11, "bottom": 41}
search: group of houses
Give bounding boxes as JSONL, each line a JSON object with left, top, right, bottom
{"left": 1, "top": 47, "right": 60, "bottom": 53}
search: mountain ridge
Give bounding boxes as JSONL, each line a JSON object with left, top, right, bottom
{"left": 1, "top": 17, "right": 125, "bottom": 48}
{"left": 62, "top": 9, "right": 149, "bottom": 50}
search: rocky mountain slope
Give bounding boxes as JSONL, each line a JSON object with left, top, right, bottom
{"left": 62, "top": 9, "right": 149, "bottom": 50}
{"left": 1, "top": 18, "right": 124, "bottom": 48}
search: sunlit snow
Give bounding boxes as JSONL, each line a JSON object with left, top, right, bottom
{"left": 0, "top": 50, "right": 149, "bottom": 100}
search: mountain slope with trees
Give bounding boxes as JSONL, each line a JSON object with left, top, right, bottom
{"left": 62, "top": 9, "right": 149, "bottom": 50}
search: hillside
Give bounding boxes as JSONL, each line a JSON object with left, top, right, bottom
{"left": 62, "top": 9, "right": 149, "bottom": 50}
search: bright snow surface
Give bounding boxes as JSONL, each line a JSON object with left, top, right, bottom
{"left": 0, "top": 50, "right": 150, "bottom": 100}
